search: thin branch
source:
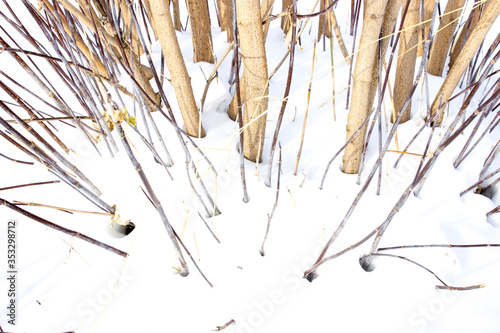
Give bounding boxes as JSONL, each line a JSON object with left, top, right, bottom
{"left": 1, "top": 197, "right": 127, "bottom": 257}
{"left": 0, "top": 180, "right": 60, "bottom": 191}
{"left": 266, "top": 0, "right": 297, "bottom": 187}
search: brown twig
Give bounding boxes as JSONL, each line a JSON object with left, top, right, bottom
{"left": 0, "top": 180, "right": 60, "bottom": 191}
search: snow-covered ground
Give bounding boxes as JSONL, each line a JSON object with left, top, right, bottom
{"left": 1, "top": 1, "right": 499, "bottom": 332}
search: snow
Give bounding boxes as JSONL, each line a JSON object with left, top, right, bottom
{"left": 1, "top": 0, "right": 500, "bottom": 332}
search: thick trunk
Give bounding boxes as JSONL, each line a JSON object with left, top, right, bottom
{"left": 342, "top": 0, "right": 387, "bottom": 174}
{"left": 187, "top": 0, "right": 215, "bottom": 63}
{"left": 150, "top": 0, "right": 206, "bottom": 137}
{"left": 237, "top": 0, "right": 269, "bottom": 162}
{"left": 427, "top": 0, "right": 466, "bottom": 76}
{"left": 431, "top": 0, "right": 500, "bottom": 125}
{"left": 393, "top": 0, "right": 420, "bottom": 123}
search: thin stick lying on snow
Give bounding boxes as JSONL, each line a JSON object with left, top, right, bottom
{"left": 379, "top": 243, "right": 500, "bottom": 250}
{"left": 213, "top": 319, "right": 236, "bottom": 331}
{"left": 12, "top": 201, "right": 114, "bottom": 216}
{"left": 1, "top": 197, "right": 127, "bottom": 257}
{"left": 360, "top": 253, "right": 485, "bottom": 291}
{"left": 260, "top": 144, "right": 282, "bottom": 256}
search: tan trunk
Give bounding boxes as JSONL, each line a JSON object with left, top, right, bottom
{"left": 393, "top": 0, "right": 420, "bottom": 123}
{"left": 428, "top": 0, "right": 466, "bottom": 76}
{"left": 431, "top": 0, "right": 500, "bottom": 125}
{"left": 281, "top": 0, "right": 293, "bottom": 34}
{"left": 237, "top": 0, "right": 269, "bottom": 162}
{"left": 366, "top": 0, "right": 403, "bottom": 124}
{"left": 448, "top": 0, "right": 483, "bottom": 68}
{"left": 342, "top": 0, "right": 387, "bottom": 174}
{"left": 318, "top": 0, "right": 333, "bottom": 40}
{"left": 217, "top": 0, "right": 234, "bottom": 42}
{"left": 150, "top": 0, "right": 206, "bottom": 137}
{"left": 227, "top": 0, "right": 273, "bottom": 120}
{"left": 417, "top": 0, "right": 435, "bottom": 56}
{"left": 187, "top": 0, "right": 215, "bottom": 63}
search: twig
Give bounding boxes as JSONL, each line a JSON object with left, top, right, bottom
{"left": 260, "top": 143, "right": 282, "bottom": 256}
{"left": 379, "top": 243, "right": 500, "bottom": 251}
{"left": 197, "top": 212, "right": 220, "bottom": 243}
{"left": 0, "top": 180, "right": 60, "bottom": 191}
{"left": 361, "top": 253, "right": 484, "bottom": 291}
{"left": 0, "top": 152, "right": 34, "bottom": 165}
{"left": 266, "top": 0, "right": 297, "bottom": 187}
{"left": 294, "top": 40, "right": 317, "bottom": 175}
{"left": 200, "top": 41, "right": 235, "bottom": 110}
{"left": 345, "top": 0, "right": 361, "bottom": 110}
{"left": 232, "top": 0, "right": 249, "bottom": 203}
{"left": 460, "top": 166, "right": 500, "bottom": 196}
{"left": 213, "top": 319, "right": 235, "bottom": 331}
{"left": 12, "top": 200, "right": 114, "bottom": 216}
{"left": 115, "top": 122, "right": 189, "bottom": 276}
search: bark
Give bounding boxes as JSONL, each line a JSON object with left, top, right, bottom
{"left": 417, "top": 0, "right": 435, "bottom": 56}
{"left": 227, "top": 0, "right": 273, "bottom": 120}
{"left": 431, "top": 0, "right": 500, "bottom": 125}
{"left": 237, "top": 0, "right": 269, "bottom": 162}
{"left": 150, "top": 0, "right": 206, "bottom": 137}
{"left": 342, "top": 0, "right": 387, "bottom": 174}
{"left": 428, "top": 0, "right": 466, "bottom": 76}
{"left": 448, "top": 0, "right": 483, "bottom": 68}
{"left": 281, "top": 0, "right": 293, "bottom": 34}
{"left": 393, "top": 0, "right": 420, "bottom": 123}
{"left": 217, "top": 0, "right": 234, "bottom": 42}
{"left": 187, "top": 0, "right": 215, "bottom": 63}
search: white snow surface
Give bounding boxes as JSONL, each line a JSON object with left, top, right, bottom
{"left": 0, "top": 1, "right": 500, "bottom": 332}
